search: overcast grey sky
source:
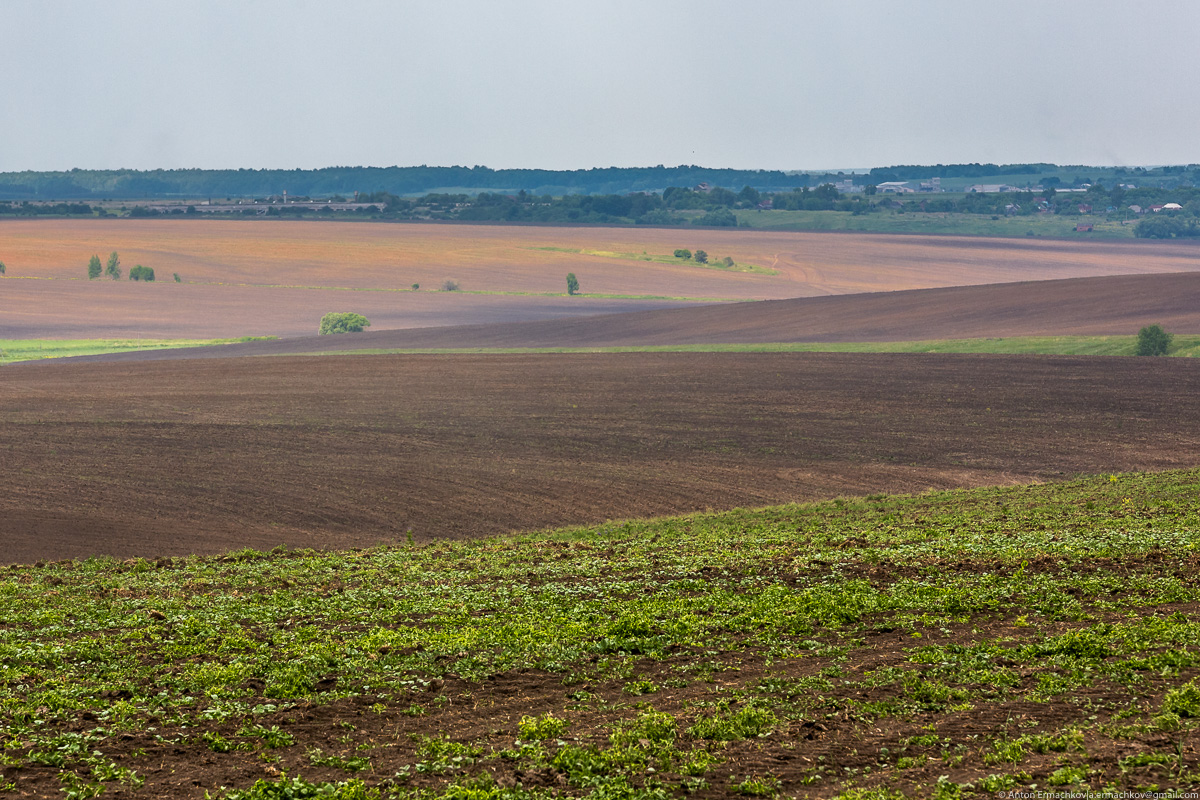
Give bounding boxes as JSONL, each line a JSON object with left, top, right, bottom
{"left": 3, "top": 1, "right": 1198, "bottom": 172}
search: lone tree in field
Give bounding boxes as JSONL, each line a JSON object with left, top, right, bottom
{"left": 1136, "top": 324, "right": 1173, "bottom": 356}
{"left": 105, "top": 252, "right": 121, "bottom": 280}
{"left": 88, "top": 255, "right": 102, "bottom": 279}
{"left": 0, "top": 261, "right": 5, "bottom": 275}
{"left": 129, "top": 265, "right": 155, "bottom": 281}
{"left": 318, "top": 312, "right": 371, "bottom": 335}
{"left": 566, "top": 272, "right": 579, "bottom": 295}
{"left": 441, "top": 279, "right": 460, "bottom": 292}
{"left": 693, "top": 249, "right": 708, "bottom": 264}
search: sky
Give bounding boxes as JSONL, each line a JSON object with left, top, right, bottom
{"left": 3, "top": 0, "right": 1199, "bottom": 172}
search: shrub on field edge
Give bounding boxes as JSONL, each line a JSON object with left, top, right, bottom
{"left": 87, "top": 254, "right": 102, "bottom": 279}
{"left": 566, "top": 272, "right": 579, "bottom": 295}
{"left": 129, "top": 265, "right": 155, "bottom": 281}
{"left": 1136, "top": 324, "right": 1172, "bottom": 356}
{"left": 441, "top": 279, "right": 460, "bottom": 292}
{"left": 318, "top": 312, "right": 371, "bottom": 335}
{"left": 105, "top": 251, "right": 121, "bottom": 280}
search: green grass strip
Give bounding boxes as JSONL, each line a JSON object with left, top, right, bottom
{"left": 0, "top": 337, "right": 278, "bottom": 365}
{"left": 283, "top": 334, "right": 1200, "bottom": 358}
{"left": 531, "top": 246, "right": 778, "bottom": 275}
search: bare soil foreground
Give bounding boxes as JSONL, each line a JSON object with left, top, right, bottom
{"left": 70, "top": 270, "right": 1200, "bottom": 362}
{"left": 4, "top": 351, "right": 1200, "bottom": 563}
{"left": 3, "top": 219, "right": 1200, "bottom": 337}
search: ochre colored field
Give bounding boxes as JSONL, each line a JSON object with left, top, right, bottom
{"left": 5, "top": 351, "right": 1200, "bottom": 563}
{"left": 4, "top": 219, "right": 1200, "bottom": 338}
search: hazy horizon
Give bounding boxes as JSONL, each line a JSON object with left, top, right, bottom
{"left": 4, "top": 1, "right": 1198, "bottom": 173}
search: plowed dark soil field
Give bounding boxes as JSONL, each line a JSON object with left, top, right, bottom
{"left": 5, "top": 351, "right": 1200, "bottom": 564}
{"left": 73, "top": 271, "right": 1200, "bottom": 362}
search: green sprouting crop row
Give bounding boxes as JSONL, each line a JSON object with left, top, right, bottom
{"left": 2, "top": 469, "right": 1199, "bottom": 797}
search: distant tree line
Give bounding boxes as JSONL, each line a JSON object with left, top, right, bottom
{"left": 0, "top": 166, "right": 815, "bottom": 201}
{"left": 11, "top": 170, "right": 1200, "bottom": 237}
{"left": 13, "top": 162, "right": 1195, "bottom": 202}
{"left": 0, "top": 200, "right": 95, "bottom": 215}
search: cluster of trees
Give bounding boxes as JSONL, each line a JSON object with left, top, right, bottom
{"left": 0, "top": 200, "right": 94, "bottom": 216}
{"left": 673, "top": 248, "right": 709, "bottom": 263}
{"left": 86, "top": 252, "right": 159, "bottom": 281}
{"left": 353, "top": 189, "right": 751, "bottom": 227}
{"left": 318, "top": 312, "right": 371, "bottom": 335}
{"left": 87, "top": 253, "right": 120, "bottom": 279}
{"left": 1134, "top": 215, "right": 1200, "bottom": 239}
{"left": 769, "top": 185, "right": 873, "bottom": 213}
{"left": 673, "top": 249, "right": 736, "bottom": 267}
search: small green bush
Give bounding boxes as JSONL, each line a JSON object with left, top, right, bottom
{"left": 518, "top": 712, "right": 569, "bottom": 740}
{"left": 1136, "top": 324, "right": 1173, "bottom": 356}
{"left": 566, "top": 272, "right": 579, "bottom": 295}
{"left": 731, "top": 774, "right": 779, "bottom": 796}
{"left": 1162, "top": 680, "right": 1200, "bottom": 717}
{"left": 673, "top": 249, "right": 691, "bottom": 260}
{"left": 221, "top": 776, "right": 380, "bottom": 799}
{"left": 318, "top": 312, "right": 371, "bottom": 335}
{"left": 441, "top": 279, "right": 460, "bottom": 292}
{"left": 128, "top": 265, "right": 155, "bottom": 281}
{"left": 693, "top": 249, "right": 709, "bottom": 264}
{"left": 0, "top": 260, "right": 5, "bottom": 275}
{"left": 688, "top": 705, "right": 776, "bottom": 740}
{"left": 88, "top": 254, "right": 102, "bottom": 280}
{"left": 610, "top": 710, "right": 676, "bottom": 748}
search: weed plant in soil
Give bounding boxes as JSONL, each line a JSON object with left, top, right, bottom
{"left": 3, "top": 470, "right": 1200, "bottom": 798}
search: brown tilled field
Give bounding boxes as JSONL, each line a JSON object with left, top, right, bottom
{"left": 5, "top": 351, "right": 1200, "bottom": 564}
{"left": 4, "top": 219, "right": 1200, "bottom": 337}
{"left": 72, "top": 270, "right": 1200, "bottom": 362}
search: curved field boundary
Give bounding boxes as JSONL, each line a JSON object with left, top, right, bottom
{"left": 4, "top": 351, "right": 1200, "bottom": 563}
{"left": 55, "top": 271, "right": 1200, "bottom": 363}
